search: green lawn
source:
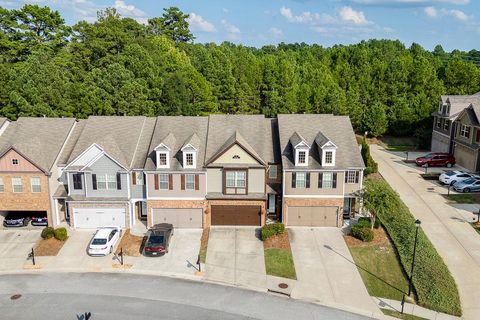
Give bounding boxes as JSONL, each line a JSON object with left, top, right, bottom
{"left": 347, "top": 237, "right": 409, "bottom": 301}
{"left": 264, "top": 248, "right": 297, "bottom": 279}
{"left": 445, "top": 194, "right": 480, "bottom": 204}
{"left": 381, "top": 309, "right": 428, "bottom": 320}
{"left": 386, "top": 145, "right": 415, "bottom": 152}
{"left": 471, "top": 223, "right": 480, "bottom": 235}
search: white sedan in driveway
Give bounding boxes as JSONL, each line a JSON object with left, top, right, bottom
{"left": 439, "top": 170, "right": 475, "bottom": 186}
{"left": 88, "top": 227, "right": 122, "bottom": 256}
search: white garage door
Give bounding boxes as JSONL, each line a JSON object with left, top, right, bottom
{"left": 152, "top": 208, "right": 203, "bottom": 228}
{"left": 73, "top": 208, "right": 126, "bottom": 229}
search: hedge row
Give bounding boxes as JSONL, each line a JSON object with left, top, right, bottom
{"left": 41, "top": 227, "right": 68, "bottom": 241}
{"left": 363, "top": 179, "right": 461, "bottom": 316}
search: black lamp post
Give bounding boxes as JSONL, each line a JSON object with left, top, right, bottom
{"left": 408, "top": 219, "right": 421, "bottom": 297}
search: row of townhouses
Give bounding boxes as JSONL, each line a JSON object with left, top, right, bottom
{"left": 431, "top": 91, "right": 480, "bottom": 172}
{"left": 0, "top": 114, "right": 364, "bottom": 230}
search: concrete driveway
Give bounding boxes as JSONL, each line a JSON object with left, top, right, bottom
{"left": 205, "top": 227, "right": 267, "bottom": 290}
{"left": 0, "top": 229, "right": 41, "bottom": 271}
{"left": 130, "top": 229, "right": 202, "bottom": 276}
{"left": 371, "top": 144, "right": 480, "bottom": 319}
{"left": 289, "top": 228, "right": 380, "bottom": 315}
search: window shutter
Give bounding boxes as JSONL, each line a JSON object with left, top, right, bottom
{"left": 292, "top": 172, "right": 296, "bottom": 188}
{"left": 168, "top": 174, "right": 173, "bottom": 190}
{"left": 195, "top": 174, "right": 199, "bottom": 190}
{"left": 333, "top": 172, "right": 337, "bottom": 188}
{"left": 306, "top": 173, "right": 310, "bottom": 188}
{"left": 92, "top": 174, "right": 97, "bottom": 190}
{"left": 154, "top": 174, "right": 159, "bottom": 190}
{"left": 355, "top": 171, "right": 359, "bottom": 183}
{"left": 345, "top": 171, "right": 348, "bottom": 183}
{"left": 181, "top": 174, "right": 185, "bottom": 190}
{"left": 117, "top": 173, "right": 121, "bottom": 190}
{"left": 132, "top": 172, "right": 136, "bottom": 185}
{"left": 318, "top": 173, "right": 323, "bottom": 188}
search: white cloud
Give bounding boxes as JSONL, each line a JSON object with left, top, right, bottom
{"left": 338, "top": 6, "right": 368, "bottom": 25}
{"left": 424, "top": 6, "right": 438, "bottom": 17}
{"left": 221, "top": 19, "right": 240, "bottom": 40}
{"left": 424, "top": 7, "right": 471, "bottom": 21}
{"left": 280, "top": 6, "right": 370, "bottom": 26}
{"left": 383, "top": 26, "right": 394, "bottom": 32}
{"left": 187, "top": 13, "right": 216, "bottom": 33}
{"left": 350, "top": 0, "right": 469, "bottom": 6}
{"left": 270, "top": 27, "right": 283, "bottom": 37}
{"left": 113, "top": 0, "right": 147, "bottom": 24}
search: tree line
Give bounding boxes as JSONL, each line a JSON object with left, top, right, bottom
{"left": 1, "top": 5, "right": 479, "bottom": 143}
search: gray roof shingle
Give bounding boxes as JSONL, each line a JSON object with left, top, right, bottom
{"left": 277, "top": 114, "right": 364, "bottom": 170}
{"left": 145, "top": 116, "right": 209, "bottom": 171}
{"left": 0, "top": 117, "right": 76, "bottom": 172}
{"left": 65, "top": 116, "right": 155, "bottom": 170}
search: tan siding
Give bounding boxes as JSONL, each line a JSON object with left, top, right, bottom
{"left": 212, "top": 144, "right": 260, "bottom": 165}
{"left": 146, "top": 173, "right": 206, "bottom": 198}
{"left": 248, "top": 168, "right": 265, "bottom": 193}
{"left": 284, "top": 171, "right": 344, "bottom": 196}
{"left": 0, "top": 149, "right": 43, "bottom": 172}
{"left": 207, "top": 168, "right": 222, "bottom": 193}
{"left": 454, "top": 144, "right": 477, "bottom": 172}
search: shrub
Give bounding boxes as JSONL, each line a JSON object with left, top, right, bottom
{"left": 358, "top": 216, "right": 381, "bottom": 229}
{"left": 261, "top": 223, "right": 285, "bottom": 241}
{"left": 351, "top": 223, "right": 374, "bottom": 242}
{"left": 363, "top": 179, "right": 461, "bottom": 316}
{"left": 361, "top": 137, "right": 378, "bottom": 175}
{"left": 41, "top": 227, "right": 55, "bottom": 239}
{"left": 54, "top": 227, "right": 68, "bottom": 241}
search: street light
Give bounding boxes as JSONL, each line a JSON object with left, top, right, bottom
{"left": 408, "top": 219, "right": 421, "bottom": 297}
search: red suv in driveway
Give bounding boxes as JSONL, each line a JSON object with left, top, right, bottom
{"left": 415, "top": 153, "right": 455, "bottom": 167}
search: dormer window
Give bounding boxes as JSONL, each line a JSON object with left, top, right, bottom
{"left": 156, "top": 151, "right": 169, "bottom": 168}
{"left": 184, "top": 152, "right": 196, "bottom": 168}
{"left": 298, "top": 151, "right": 306, "bottom": 164}
{"left": 294, "top": 148, "right": 309, "bottom": 166}
{"left": 320, "top": 140, "right": 337, "bottom": 167}
{"left": 325, "top": 151, "right": 333, "bottom": 164}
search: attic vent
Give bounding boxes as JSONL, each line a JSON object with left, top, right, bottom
{"left": 232, "top": 155, "right": 241, "bottom": 160}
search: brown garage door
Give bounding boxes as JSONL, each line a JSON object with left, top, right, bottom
{"left": 211, "top": 205, "right": 261, "bottom": 226}
{"left": 287, "top": 206, "right": 338, "bottom": 227}
{"left": 152, "top": 208, "right": 203, "bottom": 228}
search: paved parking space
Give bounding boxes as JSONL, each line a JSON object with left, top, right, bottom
{"left": 0, "top": 229, "right": 41, "bottom": 271}
{"left": 129, "top": 229, "right": 202, "bottom": 276}
{"left": 205, "top": 227, "right": 266, "bottom": 290}
{"left": 289, "top": 228, "right": 380, "bottom": 315}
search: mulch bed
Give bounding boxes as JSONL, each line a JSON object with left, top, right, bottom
{"left": 344, "top": 227, "right": 391, "bottom": 248}
{"left": 263, "top": 231, "right": 291, "bottom": 250}
{"left": 402, "top": 160, "right": 417, "bottom": 164}
{"left": 115, "top": 230, "right": 144, "bottom": 257}
{"left": 34, "top": 237, "right": 66, "bottom": 256}
{"left": 420, "top": 173, "right": 440, "bottom": 180}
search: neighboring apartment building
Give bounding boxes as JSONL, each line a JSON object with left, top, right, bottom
{"left": 144, "top": 116, "right": 209, "bottom": 228}
{"left": 54, "top": 116, "right": 156, "bottom": 229}
{"left": 277, "top": 114, "right": 365, "bottom": 227}
{"left": 430, "top": 92, "right": 480, "bottom": 172}
{"left": 0, "top": 117, "right": 76, "bottom": 226}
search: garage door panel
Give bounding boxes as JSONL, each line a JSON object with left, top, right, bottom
{"left": 211, "top": 205, "right": 261, "bottom": 226}
{"left": 152, "top": 208, "right": 203, "bottom": 228}
{"left": 73, "top": 208, "right": 126, "bottom": 229}
{"left": 287, "top": 206, "right": 338, "bottom": 227}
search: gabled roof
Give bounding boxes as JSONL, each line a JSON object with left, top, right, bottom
{"left": 0, "top": 146, "right": 49, "bottom": 174}
{"left": 63, "top": 116, "right": 155, "bottom": 170}
{"left": 181, "top": 133, "right": 200, "bottom": 151}
{"left": 438, "top": 94, "right": 480, "bottom": 120}
{"left": 154, "top": 133, "right": 175, "bottom": 151}
{"left": 0, "top": 117, "right": 76, "bottom": 172}
{"left": 277, "top": 114, "right": 364, "bottom": 170}
{"left": 314, "top": 132, "right": 337, "bottom": 149}
{"left": 207, "top": 130, "right": 266, "bottom": 166}
{"left": 205, "top": 115, "right": 278, "bottom": 167}
{"left": 289, "top": 132, "right": 310, "bottom": 149}
{"left": 144, "top": 116, "right": 208, "bottom": 171}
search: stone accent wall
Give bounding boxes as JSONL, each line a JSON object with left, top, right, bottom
{"left": 207, "top": 199, "right": 267, "bottom": 227}
{"left": 283, "top": 197, "right": 344, "bottom": 226}
{"left": 0, "top": 174, "right": 51, "bottom": 223}
{"left": 67, "top": 201, "right": 130, "bottom": 228}
{"left": 147, "top": 200, "right": 207, "bottom": 228}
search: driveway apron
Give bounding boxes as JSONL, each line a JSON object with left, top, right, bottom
{"left": 205, "top": 227, "right": 267, "bottom": 290}
{"left": 289, "top": 228, "right": 380, "bottom": 315}
{"left": 0, "top": 230, "right": 40, "bottom": 270}
{"left": 371, "top": 144, "right": 480, "bottom": 319}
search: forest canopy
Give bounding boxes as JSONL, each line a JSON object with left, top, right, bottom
{"left": 1, "top": 5, "right": 480, "bottom": 141}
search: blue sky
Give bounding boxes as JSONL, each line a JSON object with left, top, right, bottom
{"left": 1, "top": 0, "right": 478, "bottom": 51}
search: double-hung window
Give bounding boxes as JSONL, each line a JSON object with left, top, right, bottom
{"left": 346, "top": 171, "right": 358, "bottom": 184}
{"left": 158, "top": 153, "right": 167, "bottom": 166}
{"left": 461, "top": 124, "right": 471, "bottom": 138}
{"left": 12, "top": 177, "right": 22, "bottom": 193}
{"left": 321, "top": 172, "right": 333, "bottom": 188}
{"left": 444, "top": 120, "right": 450, "bottom": 131}
{"left": 226, "top": 171, "right": 246, "bottom": 188}
{"left": 185, "top": 153, "right": 194, "bottom": 167}
{"left": 269, "top": 165, "right": 277, "bottom": 179}
{"left": 185, "top": 174, "right": 195, "bottom": 190}
{"left": 97, "top": 175, "right": 107, "bottom": 190}
{"left": 298, "top": 151, "right": 306, "bottom": 164}
{"left": 107, "top": 175, "right": 117, "bottom": 189}
{"left": 136, "top": 172, "right": 144, "bottom": 185}
{"left": 325, "top": 151, "right": 333, "bottom": 164}
{"left": 30, "top": 177, "right": 41, "bottom": 193}
{"left": 159, "top": 174, "right": 169, "bottom": 190}
{"left": 296, "top": 172, "right": 306, "bottom": 188}
{"left": 73, "top": 173, "right": 83, "bottom": 190}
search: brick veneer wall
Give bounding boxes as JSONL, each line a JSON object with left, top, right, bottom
{"left": 0, "top": 174, "right": 51, "bottom": 223}
{"left": 283, "top": 197, "right": 344, "bottom": 227}
{"left": 67, "top": 201, "right": 130, "bottom": 228}
{"left": 147, "top": 200, "right": 207, "bottom": 228}
{"left": 207, "top": 199, "right": 267, "bottom": 227}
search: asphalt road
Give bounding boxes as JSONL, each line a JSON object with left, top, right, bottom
{"left": 0, "top": 273, "right": 374, "bottom": 320}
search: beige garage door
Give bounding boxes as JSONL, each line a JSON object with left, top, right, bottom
{"left": 287, "top": 206, "right": 338, "bottom": 227}
{"left": 152, "top": 208, "right": 203, "bottom": 228}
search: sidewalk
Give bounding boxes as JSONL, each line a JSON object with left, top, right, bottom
{"left": 373, "top": 297, "right": 461, "bottom": 320}
{"left": 370, "top": 144, "right": 480, "bottom": 320}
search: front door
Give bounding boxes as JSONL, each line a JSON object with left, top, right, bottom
{"left": 268, "top": 194, "right": 276, "bottom": 214}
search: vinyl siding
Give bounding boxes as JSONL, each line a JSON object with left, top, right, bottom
{"left": 248, "top": 168, "right": 265, "bottom": 193}
{"left": 146, "top": 172, "right": 206, "bottom": 198}
{"left": 211, "top": 144, "right": 261, "bottom": 165}
{"left": 207, "top": 168, "right": 223, "bottom": 193}
{"left": 84, "top": 154, "right": 128, "bottom": 198}
{"left": 284, "top": 171, "right": 362, "bottom": 196}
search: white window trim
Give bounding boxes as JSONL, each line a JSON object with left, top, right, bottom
{"left": 97, "top": 174, "right": 117, "bottom": 190}
{"left": 322, "top": 172, "right": 334, "bottom": 189}
{"left": 346, "top": 171, "right": 357, "bottom": 184}
{"left": 183, "top": 151, "right": 196, "bottom": 169}
{"left": 159, "top": 173, "right": 169, "bottom": 190}
{"left": 185, "top": 173, "right": 195, "bottom": 190}
{"left": 444, "top": 120, "right": 450, "bottom": 131}
{"left": 436, "top": 118, "right": 441, "bottom": 128}
{"left": 226, "top": 171, "right": 246, "bottom": 188}
{"left": 136, "top": 172, "right": 144, "bottom": 185}
{"left": 321, "top": 148, "right": 336, "bottom": 167}
{"left": 12, "top": 177, "right": 22, "bottom": 193}
{"left": 295, "top": 148, "right": 309, "bottom": 167}
{"left": 461, "top": 124, "right": 470, "bottom": 138}
{"left": 30, "top": 177, "right": 41, "bottom": 193}
{"left": 296, "top": 172, "right": 306, "bottom": 188}
{"left": 156, "top": 151, "right": 170, "bottom": 169}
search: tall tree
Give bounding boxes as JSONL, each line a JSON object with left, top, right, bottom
{"left": 148, "top": 7, "right": 194, "bottom": 43}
